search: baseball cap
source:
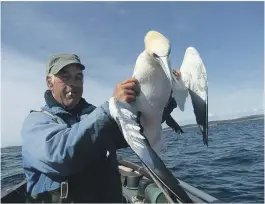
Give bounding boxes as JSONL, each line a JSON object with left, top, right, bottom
{"left": 46, "top": 54, "right": 85, "bottom": 75}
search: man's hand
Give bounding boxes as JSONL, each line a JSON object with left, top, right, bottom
{"left": 113, "top": 78, "right": 140, "bottom": 103}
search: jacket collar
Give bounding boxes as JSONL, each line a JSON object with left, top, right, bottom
{"left": 43, "top": 90, "right": 94, "bottom": 117}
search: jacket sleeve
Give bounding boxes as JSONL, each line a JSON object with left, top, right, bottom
{"left": 21, "top": 101, "right": 125, "bottom": 177}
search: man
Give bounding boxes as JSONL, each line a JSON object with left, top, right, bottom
{"left": 21, "top": 54, "right": 139, "bottom": 203}
{"left": 21, "top": 54, "right": 178, "bottom": 203}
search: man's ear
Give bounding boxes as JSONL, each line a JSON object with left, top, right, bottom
{"left": 46, "top": 76, "right": 53, "bottom": 90}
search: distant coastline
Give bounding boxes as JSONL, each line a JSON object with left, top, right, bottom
{"left": 2, "top": 114, "right": 264, "bottom": 149}
{"left": 164, "top": 114, "right": 264, "bottom": 130}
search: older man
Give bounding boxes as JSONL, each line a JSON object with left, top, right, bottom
{"left": 21, "top": 54, "right": 179, "bottom": 203}
{"left": 21, "top": 54, "right": 141, "bottom": 203}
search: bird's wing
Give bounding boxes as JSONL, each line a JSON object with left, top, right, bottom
{"left": 173, "top": 47, "right": 208, "bottom": 146}
{"left": 108, "top": 97, "right": 153, "bottom": 164}
{"left": 108, "top": 97, "right": 193, "bottom": 203}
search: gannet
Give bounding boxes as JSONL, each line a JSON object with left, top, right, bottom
{"left": 108, "top": 30, "right": 207, "bottom": 202}
{"left": 109, "top": 30, "right": 208, "bottom": 153}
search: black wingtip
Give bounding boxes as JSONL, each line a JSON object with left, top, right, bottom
{"left": 204, "top": 135, "right": 208, "bottom": 147}
{"left": 179, "top": 127, "right": 184, "bottom": 134}
{"left": 199, "top": 124, "right": 208, "bottom": 147}
{"left": 203, "top": 126, "right": 208, "bottom": 147}
{"left": 203, "top": 96, "right": 208, "bottom": 147}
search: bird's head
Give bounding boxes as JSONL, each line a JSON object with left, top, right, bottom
{"left": 144, "top": 31, "right": 173, "bottom": 82}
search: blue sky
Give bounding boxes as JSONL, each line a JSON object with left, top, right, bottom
{"left": 1, "top": 1, "right": 264, "bottom": 147}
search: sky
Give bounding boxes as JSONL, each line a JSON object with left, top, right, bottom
{"left": 1, "top": 1, "right": 264, "bottom": 147}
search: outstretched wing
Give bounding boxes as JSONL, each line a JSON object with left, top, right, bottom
{"left": 108, "top": 97, "right": 193, "bottom": 203}
{"left": 176, "top": 47, "right": 208, "bottom": 146}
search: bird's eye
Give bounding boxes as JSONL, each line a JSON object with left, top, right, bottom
{"left": 153, "top": 53, "right": 159, "bottom": 58}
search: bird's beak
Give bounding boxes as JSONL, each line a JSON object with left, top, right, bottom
{"left": 158, "top": 56, "right": 173, "bottom": 83}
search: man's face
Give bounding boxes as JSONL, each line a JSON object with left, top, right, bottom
{"left": 47, "top": 64, "right": 84, "bottom": 110}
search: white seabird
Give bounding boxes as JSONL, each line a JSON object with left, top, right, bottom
{"left": 109, "top": 31, "right": 172, "bottom": 156}
{"left": 108, "top": 30, "right": 206, "bottom": 203}
{"left": 109, "top": 31, "right": 208, "bottom": 157}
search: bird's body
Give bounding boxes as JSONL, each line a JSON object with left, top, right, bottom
{"left": 132, "top": 51, "right": 172, "bottom": 151}
{"left": 108, "top": 30, "right": 208, "bottom": 202}
{"left": 109, "top": 30, "right": 208, "bottom": 154}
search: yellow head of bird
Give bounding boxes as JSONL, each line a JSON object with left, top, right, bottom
{"left": 144, "top": 31, "right": 171, "bottom": 58}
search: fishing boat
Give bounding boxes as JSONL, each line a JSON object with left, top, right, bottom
{"left": 1, "top": 157, "right": 221, "bottom": 203}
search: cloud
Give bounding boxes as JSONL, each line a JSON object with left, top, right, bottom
{"left": 2, "top": 47, "right": 263, "bottom": 147}
{"left": 1, "top": 48, "right": 114, "bottom": 147}
{"left": 2, "top": 2, "right": 136, "bottom": 86}
{"left": 168, "top": 81, "right": 264, "bottom": 126}
{"left": 1, "top": 2, "right": 263, "bottom": 147}
{"left": 1, "top": 4, "right": 135, "bottom": 147}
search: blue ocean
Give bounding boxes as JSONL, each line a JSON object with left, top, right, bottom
{"left": 1, "top": 118, "right": 264, "bottom": 203}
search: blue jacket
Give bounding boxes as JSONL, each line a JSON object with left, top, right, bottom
{"left": 21, "top": 91, "right": 127, "bottom": 202}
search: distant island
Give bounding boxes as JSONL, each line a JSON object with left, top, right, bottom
{"left": 2, "top": 114, "right": 263, "bottom": 149}
{"left": 164, "top": 114, "right": 264, "bottom": 130}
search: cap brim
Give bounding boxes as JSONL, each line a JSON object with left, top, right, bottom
{"left": 52, "top": 60, "right": 85, "bottom": 75}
